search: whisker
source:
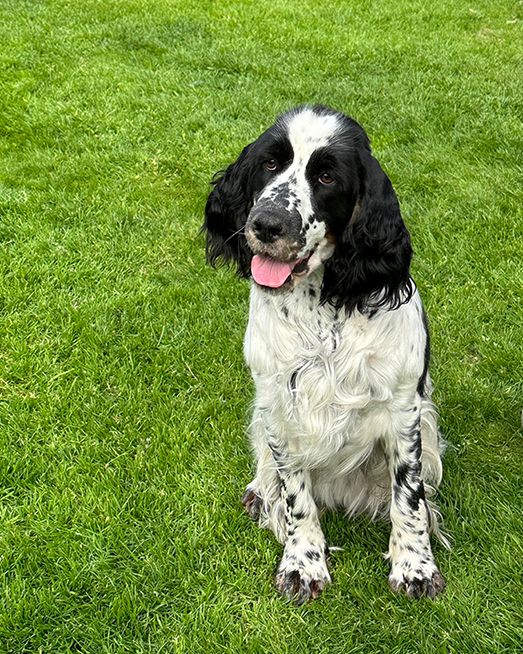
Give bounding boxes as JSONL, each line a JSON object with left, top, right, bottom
{"left": 223, "top": 225, "right": 246, "bottom": 246}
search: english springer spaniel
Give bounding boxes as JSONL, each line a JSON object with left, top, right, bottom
{"left": 203, "top": 105, "right": 448, "bottom": 603}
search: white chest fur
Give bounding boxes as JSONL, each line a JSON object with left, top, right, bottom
{"left": 243, "top": 271, "right": 426, "bottom": 470}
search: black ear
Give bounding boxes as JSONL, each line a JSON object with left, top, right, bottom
{"left": 321, "top": 151, "right": 413, "bottom": 314}
{"left": 202, "top": 144, "right": 253, "bottom": 278}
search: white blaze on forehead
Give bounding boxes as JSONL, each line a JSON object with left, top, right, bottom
{"left": 285, "top": 109, "right": 341, "bottom": 161}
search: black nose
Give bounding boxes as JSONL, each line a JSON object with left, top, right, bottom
{"left": 252, "top": 215, "right": 284, "bottom": 243}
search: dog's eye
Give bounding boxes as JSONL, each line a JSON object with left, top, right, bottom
{"left": 319, "top": 173, "right": 334, "bottom": 185}
{"left": 265, "top": 159, "right": 278, "bottom": 171}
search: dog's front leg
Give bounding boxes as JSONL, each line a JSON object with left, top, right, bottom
{"left": 385, "top": 401, "right": 446, "bottom": 598}
{"left": 268, "top": 436, "right": 331, "bottom": 604}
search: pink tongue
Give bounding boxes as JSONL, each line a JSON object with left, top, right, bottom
{"left": 251, "top": 255, "right": 295, "bottom": 288}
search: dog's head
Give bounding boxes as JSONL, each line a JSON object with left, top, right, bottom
{"left": 203, "top": 105, "right": 412, "bottom": 313}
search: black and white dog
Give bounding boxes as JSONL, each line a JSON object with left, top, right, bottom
{"left": 203, "top": 105, "right": 448, "bottom": 603}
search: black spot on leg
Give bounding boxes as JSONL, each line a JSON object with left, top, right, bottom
{"left": 309, "top": 287, "right": 316, "bottom": 298}
{"left": 408, "top": 437, "right": 422, "bottom": 461}
{"left": 305, "top": 549, "right": 321, "bottom": 561}
{"left": 406, "top": 481, "right": 426, "bottom": 511}
{"left": 394, "top": 463, "right": 409, "bottom": 486}
{"left": 286, "top": 493, "right": 296, "bottom": 509}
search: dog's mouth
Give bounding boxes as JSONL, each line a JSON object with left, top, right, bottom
{"left": 251, "top": 252, "right": 313, "bottom": 289}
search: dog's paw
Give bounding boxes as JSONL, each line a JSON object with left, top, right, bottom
{"left": 275, "top": 547, "right": 331, "bottom": 604}
{"left": 241, "top": 487, "right": 262, "bottom": 521}
{"left": 389, "top": 562, "right": 446, "bottom": 599}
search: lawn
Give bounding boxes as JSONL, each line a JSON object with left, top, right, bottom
{"left": 0, "top": 0, "right": 522, "bottom": 652}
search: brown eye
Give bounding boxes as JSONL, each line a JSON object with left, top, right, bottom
{"left": 265, "top": 159, "right": 278, "bottom": 171}
{"left": 319, "top": 173, "right": 334, "bottom": 185}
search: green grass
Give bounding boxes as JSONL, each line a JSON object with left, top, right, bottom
{"left": 0, "top": 0, "right": 522, "bottom": 651}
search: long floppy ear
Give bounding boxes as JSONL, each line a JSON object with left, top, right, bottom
{"left": 202, "top": 144, "right": 253, "bottom": 278}
{"left": 322, "top": 151, "right": 413, "bottom": 314}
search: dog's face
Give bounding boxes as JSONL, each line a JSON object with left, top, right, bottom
{"left": 204, "top": 105, "right": 412, "bottom": 312}
{"left": 244, "top": 108, "right": 363, "bottom": 290}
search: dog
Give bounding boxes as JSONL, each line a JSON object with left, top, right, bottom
{"left": 203, "top": 105, "right": 448, "bottom": 603}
